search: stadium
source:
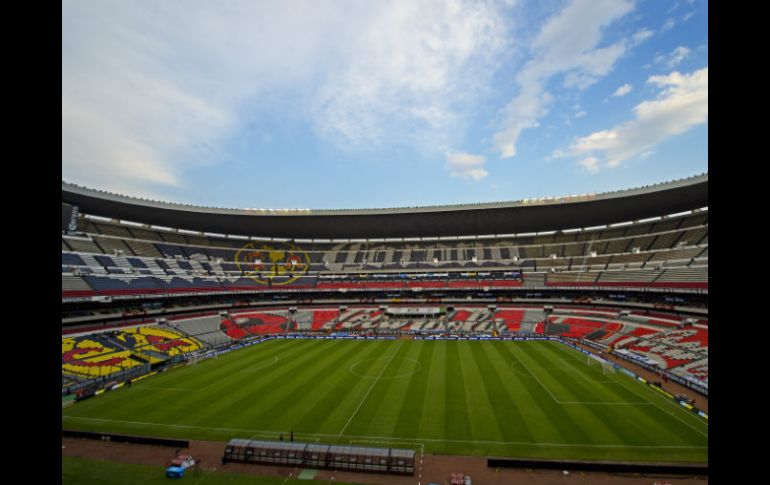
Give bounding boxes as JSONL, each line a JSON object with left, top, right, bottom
{"left": 61, "top": 174, "right": 708, "bottom": 484}
{"left": 62, "top": 2, "right": 709, "bottom": 483}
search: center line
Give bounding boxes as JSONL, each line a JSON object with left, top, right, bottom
{"left": 338, "top": 341, "right": 403, "bottom": 436}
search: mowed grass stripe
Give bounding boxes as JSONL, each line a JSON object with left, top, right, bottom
{"left": 470, "top": 342, "right": 536, "bottom": 444}
{"left": 518, "top": 343, "right": 634, "bottom": 447}
{"left": 394, "top": 341, "right": 433, "bottom": 439}
{"left": 519, "top": 347, "right": 675, "bottom": 460}
{"left": 319, "top": 340, "right": 399, "bottom": 435}
{"left": 162, "top": 339, "right": 336, "bottom": 427}
{"left": 535, "top": 343, "right": 638, "bottom": 405}
{"left": 220, "top": 340, "right": 384, "bottom": 431}
{"left": 606, "top": 365, "right": 708, "bottom": 440}
{"left": 63, "top": 339, "right": 299, "bottom": 423}
{"left": 553, "top": 341, "right": 708, "bottom": 449}
{"left": 290, "top": 340, "right": 394, "bottom": 434}
{"left": 144, "top": 346, "right": 277, "bottom": 426}
{"left": 147, "top": 338, "right": 300, "bottom": 391}
{"left": 544, "top": 343, "right": 705, "bottom": 447}
{"left": 349, "top": 341, "right": 416, "bottom": 437}
{"left": 66, "top": 340, "right": 385, "bottom": 439}
{"left": 418, "top": 341, "right": 448, "bottom": 442}
{"left": 334, "top": 340, "right": 404, "bottom": 436}
{"left": 493, "top": 342, "right": 576, "bottom": 445}
{"left": 535, "top": 349, "right": 622, "bottom": 402}
{"left": 444, "top": 341, "right": 473, "bottom": 442}
{"left": 546, "top": 341, "right": 708, "bottom": 439}
{"left": 484, "top": 341, "right": 553, "bottom": 443}
{"left": 460, "top": 342, "right": 504, "bottom": 443}
{"left": 61, "top": 340, "right": 297, "bottom": 438}
{"left": 365, "top": 339, "right": 428, "bottom": 438}
{"left": 535, "top": 343, "right": 691, "bottom": 449}
{"left": 545, "top": 343, "right": 647, "bottom": 403}
{"left": 518, "top": 342, "right": 597, "bottom": 403}
{"left": 320, "top": 340, "right": 394, "bottom": 434}
{"left": 62, "top": 340, "right": 707, "bottom": 462}
{"left": 228, "top": 340, "right": 375, "bottom": 430}
{"left": 504, "top": 344, "right": 595, "bottom": 447}
{"left": 148, "top": 339, "right": 306, "bottom": 421}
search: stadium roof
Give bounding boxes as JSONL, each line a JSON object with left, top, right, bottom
{"left": 62, "top": 174, "right": 707, "bottom": 239}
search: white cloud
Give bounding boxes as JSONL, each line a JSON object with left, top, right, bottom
{"left": 579, "top": 156, "right": 600, "bottom": 173}
{"left": 493, "top": 0, "right": 635, "bottom": 159}
{"left": 565, "top": 67, "right": 708, "bottom": 168}
{"left": 667, "top": 2, "right": 681, "bottom": 14}
{"left": 62, "top": 0, "right": 319, "bottom": 195}
{"left": 446, "top": 152, "right": 489, "bottom": 181}
{"left": 312, "top": 1, "right": 510, "bottom": 152}
{"left": 62, "top": 0, "right": 512, "bottom": 194}
{"left": 655, "top": 46, "right": 691, "bottom": 68}
{"left": 574, "top": 110, "right": 587, "bottom": 118}
{"left": 314, "top": 1, "right": 512, "bottom": 153}
{"left": 631, "top": 28, "right": 654, "bottom": 45}
{"left": 681, "top": 0, "right": 697, "bottom": 21}
{"left": 662, "top": 18, "right": 676, "bottom": 32}
{"left": 611, "top": 83, "right": 633, "bottom": 97}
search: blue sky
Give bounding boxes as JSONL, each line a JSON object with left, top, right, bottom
{"left": 62, "top": 0, "right": 707, "bottom": 209}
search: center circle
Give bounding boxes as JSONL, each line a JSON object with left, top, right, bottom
{"left": 349, "top": 357, "right": 422, "bottom": 380}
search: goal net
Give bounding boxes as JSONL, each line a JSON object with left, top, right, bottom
{"left": 586, "top": 353, "right": 616, "bottom": 374}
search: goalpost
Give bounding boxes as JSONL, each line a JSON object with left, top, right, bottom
{"left": 187, "top": 350, "right": 217, "bottom": 366}
{"left": 586, "top": 353, "right": 616, "bottom": 375}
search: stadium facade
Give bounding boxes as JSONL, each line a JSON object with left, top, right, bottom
{"left": 62, "top": 174, "right": 708, "bottom": 419}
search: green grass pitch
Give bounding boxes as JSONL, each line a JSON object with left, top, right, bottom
{"left": 62, "top": 338, "right": 707, "bottom": 462}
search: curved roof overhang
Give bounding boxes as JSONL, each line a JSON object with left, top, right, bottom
{"left": 62, "top": 174, "right": 707, "bottom": 239}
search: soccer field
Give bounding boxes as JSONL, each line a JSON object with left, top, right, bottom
{"left": 62, "top": 338, "right": 707, "bottom": 462}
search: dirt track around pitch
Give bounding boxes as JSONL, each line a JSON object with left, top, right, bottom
{"left": 61, "top": 436, "right": 707, "bottom": 484}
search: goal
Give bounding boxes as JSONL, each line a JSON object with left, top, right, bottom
{"left": 586, "top": 353, "right": 616, "bottom": 374}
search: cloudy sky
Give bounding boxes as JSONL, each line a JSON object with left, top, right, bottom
{"left": 62, "top": 0, "right": 707, "bottom": 209}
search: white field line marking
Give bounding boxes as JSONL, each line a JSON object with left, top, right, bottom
{"left": 576, "top": 358, "right": 618, "bottom": 383}
{"left": 235, "top": 356, "right": 280, "bottom": 374}
{"left": 544, "top": 361, "right": 616, "bottom": 384}
{"left": 61, "top": 416, "right": 706, "bottom": 449}
{"left": 134, "top": 356, "right": 280, "bottom": 393}
{"left": 509, "top": 350, "right": 561, "bottom": 403}
{"left": 541, "top": 342, "right": 620, "bottom": 384}
{"left": 508, "top": 360, "right": 616, "bottom": 384}
{"left": 338, "top": 341, "right": 403, "bottom": 436}
{"left": 613, "top": 375, "right": 708, "bottom": 438}
{"left": 552, "top": 340, "right": 708, "bottom": 435}
{"left": 280, "top": 469, "right": 296, "bottom": 485}
{"left": 203, "top": 355, "right": 280, "bottom": 389}
{"left": 513, "top": 351, "right": 648, "bottom": 405}
{"left": 349, "top": 357, "right": 422, "bottom": 380}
